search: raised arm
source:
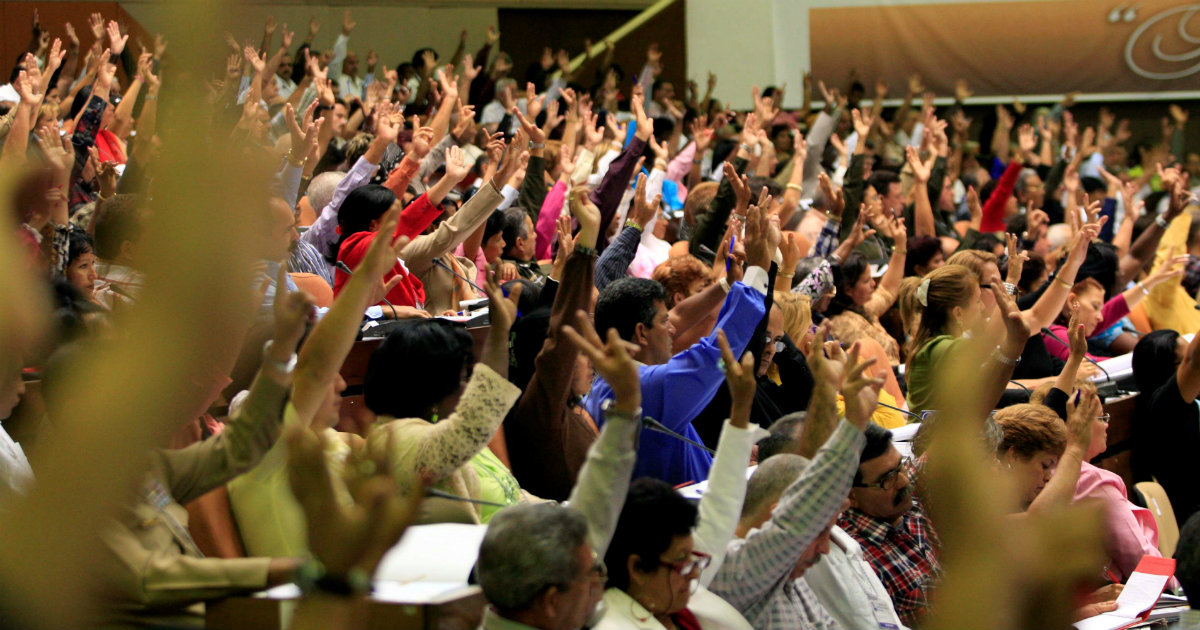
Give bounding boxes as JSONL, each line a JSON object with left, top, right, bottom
{"left": 292, "top": 208, "right": 408, "bottom": 426}
{"left": 907, "top": 145, "right": 938, "bottom": 237}
{"left": 589, "top": 88, "right": 651, "bottom": 251}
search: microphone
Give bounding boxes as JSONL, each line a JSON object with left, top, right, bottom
{"left": 1008, "top": 380, "right": 1032, "bottom": 394}
{"left": 1040, "top": 327, "right": 1112, "bottom": 382}
{"left": 432, "top": 257, "right": 487, "bottom": 296}
{"left": 425, "top": 488, "right": 507, "bottom": 508}
{"left": 336, "top": 260, "right": 397, "bottom": 316}
{"left": 876, "top": 401, "right": 922, "bottom": 422}
{"left": 642, "top": 417, "right": 717, "bottom": 455}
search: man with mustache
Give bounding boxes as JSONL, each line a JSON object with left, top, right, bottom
{"left": 838, "top": 424, "right": 940, "bottom": 627}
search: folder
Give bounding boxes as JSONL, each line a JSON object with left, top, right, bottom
{"left": 1073, "top": 556, "right": 1176, "bottom": 630}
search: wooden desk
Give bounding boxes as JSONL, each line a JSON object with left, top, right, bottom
{"left": 206, "top": 584, "right": 486, "bottom": 630}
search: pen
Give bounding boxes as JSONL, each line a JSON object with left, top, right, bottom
{"left": 726, "top": 235, "right": 736, "bottom": 271}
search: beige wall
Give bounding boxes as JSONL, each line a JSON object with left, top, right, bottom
{"left": 123, "top": 3, "right": 499, "bottom": 71}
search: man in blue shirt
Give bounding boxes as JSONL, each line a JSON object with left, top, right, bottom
{"left": 584, "top": 206, "right": 774, "bottom": 485}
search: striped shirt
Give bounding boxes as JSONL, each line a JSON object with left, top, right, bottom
{"left": 709, "top": 420, "right": 865, "bottom": 630}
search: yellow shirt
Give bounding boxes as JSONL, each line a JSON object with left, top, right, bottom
{"left": 1144, "top": 212, "right": 1200, "bottom": 334}
{"left": 836, "top": 388, "right": 908, "bottom": 429}
{"left": 227, "top": 403, "right": 350, "bottom": 558}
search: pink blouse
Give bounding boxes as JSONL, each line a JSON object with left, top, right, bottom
{"left": 1074, "top": 462, "right": 1163, "bottom": 582}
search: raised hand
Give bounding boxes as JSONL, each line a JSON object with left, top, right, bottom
{"left": 1005, "top": 233, "right": 1029, "bottom": 284}
{"left": 408, "top": 121, "right": 435, "bottom": 159}
{"left": 906, "top": 145, "right": 934, "bottom": 182}
{"left": 818, "top": 172, "right": 845, "bottom": 219}
{"left": 1065, "top": 389, "right": 1099, "bottom": 453}
{"left": 106, "top": 20, "right": 127, "bottom": 56}
{"left": 724, "top": 162, "right": 751, "bottom": 214}
{"left": 631, "top": 84, "right": 653, "bottom": 141}
{"left": 443, "top": 145, "right": 470, "bottom": 183}
{"left": 485, "top": 263, "right": 522, "bottom": 334}
{"left": 851, "top": 108, "right": 874, "bottom": 138}
{"left": 629, "top": 173, "right": 661, "bottom": 228}
{"left": 89, "top": 13, "right": 105, "bottom": 40}
{"left": 342, "top": 9, "right": 356, "bottom": 35}
{"left": 841, "top": 342, "right": 884, "bottom": 430}
{"left": 244, "top": 45, "right": 266, "bottom": 75}
{"left": 1066, "top": 301, "right": 1088, "bottom": 360}
{"left": 562, "top": 312, "right": 642, "bottom": 414}
{"left": 1017, "top": 124, "right": 1037, "bottom": 156}
{"left": 512, "top": 103, "right": 546, "bottom": 144}
{"left": 743, "top": 201, "right": 772, "bottom": 270}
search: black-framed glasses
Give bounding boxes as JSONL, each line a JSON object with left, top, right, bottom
{"left": 854, "top": 456, "right": 910, "bottom": 491}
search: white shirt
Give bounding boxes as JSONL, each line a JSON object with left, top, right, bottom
{"left": 804, "top": 525, "right": 906, "bottom": 630}
{"left": 0, "top": 422, "right": 33, "bottom": 500}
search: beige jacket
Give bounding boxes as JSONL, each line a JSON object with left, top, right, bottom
{"left": 404, "top": 184, "right": 503, "bottom": 314}
{"left": 96, "top": 374, "right": 289, "bottom": 627}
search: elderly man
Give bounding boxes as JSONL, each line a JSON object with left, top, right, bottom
{"left": 708, "top": 342, "right": 887, "bottom": 630}
{"left": 838, "top": 424, "right": 940, "bottom": 628}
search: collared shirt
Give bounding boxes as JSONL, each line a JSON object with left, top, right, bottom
{"left": 584, "top": 266, "right": 768, "bottom": 485}
{"left": 480, "top": 607, "right": 541, "bottom": 630}
{"left": 288, "top": 239, "right": 335, "bottom": 287}
{"left": 806, "top": 526, "right": 906, "bottom": 630}
{"left": 709, "top": 420, "right": 864, "bottom": 630}
{"left": 838, "top": 504, "right": 940, "bottom": 628}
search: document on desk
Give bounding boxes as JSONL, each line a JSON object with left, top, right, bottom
{"left": 1072, "top": 556, "right": 1176, "bottom": 630}
{"left": 374, "top": 523, "right": 488, "bottom": 583}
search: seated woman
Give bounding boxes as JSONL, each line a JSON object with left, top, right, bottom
{"left": 825, "top": 240, "right": 908, "bottom": 366}
{"left": 1131, "top": 329, "right": 1200, "bottom": 525}
{"left": 904, "top": 264, "right": 986, "bottom": 414}
{"left": 1041, "top": 259, "right": 1183, "bottom": 361}
{"left": 992, "top": 400, "right": 1093, "bottom": 514}
{"left": 64, "top": 231, "right": 101, "bottom": 306}
{"left": 363, "top": 272, "right": 528, "bottom": 524}
{"left": 594, "top": 331, "right": 761, "bottom": 630}
{"left": 332, "top": 152, "right": 468, "bottom": 315}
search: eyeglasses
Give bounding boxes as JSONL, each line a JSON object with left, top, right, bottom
{"left": 854, "top": 456, "right": 910, "bottom": 491}
{"left": 763, "top": 334, "right": 785, "bottom": 353}
{"left": 1096, "top": 413, "right": 1111, "bottom": 424}
{"left": 588, "top": 558, "right": 608, "bottom": 583}
{"left": 665, "top": 550, "right": 711, "bottom": 576}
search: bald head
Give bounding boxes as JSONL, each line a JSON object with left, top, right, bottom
{"left": 741, "top": 453, "right": 810, "bottom": 527}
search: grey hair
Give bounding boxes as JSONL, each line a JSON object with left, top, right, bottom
{"left": 1013, "top": 168, "right": 1039, "bottom": 195}
{"left": 741, "top": 454, "right": 810, "bottom": 521}
{"left": 307, "top": 172, "right": 346, "bottom": 215}
{"left": 1046, "top": 223, "right": 1072, "bottom": 250}
{"left": 477, "top": 503, "right": 589, "bottom": 611}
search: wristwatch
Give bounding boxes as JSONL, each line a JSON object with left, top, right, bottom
{"left": 1156, "top": 214, "right": 1170, "bottom": 229}
{"left": 529, "top": 141, "right": 545, "bottom": 150}
{"left": 600, "top": 398, "right": 643, "bottom": 423}
{"left": 262, "top": 340, "right": 298, "bottom": 375}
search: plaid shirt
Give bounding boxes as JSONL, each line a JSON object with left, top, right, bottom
{"left": 811, "top": 217, "right": 840, "bottom": 258}
{"left": 838, "top": 501, "right": 940, "bottom": 628}
{"left": 709, "top": 420, "right": 865, "bottom": 630}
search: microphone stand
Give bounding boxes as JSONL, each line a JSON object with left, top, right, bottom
{"left": 1040, "top": 327, "right": 1112, "bottom": 381}
{"left": 642, "top": 417, "right": 717, "bottom": 455}
{"left": 432, "top": 257, "right": 489, "bottom": 296}
{"left": 426, "top": 488, "right": 507, "bottom": 508}
{"left": 337, "top": 260, "right": 398, "bottom": 317}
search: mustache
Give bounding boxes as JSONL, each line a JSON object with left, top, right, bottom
{"left": 893, "top": 484, "right": 912, "bottom": 507}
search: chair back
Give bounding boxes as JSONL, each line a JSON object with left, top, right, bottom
{"left": 1135, "top": 480, "right": 1179, "bottom": 557}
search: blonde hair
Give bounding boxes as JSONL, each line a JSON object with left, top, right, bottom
{"left": 946, "top": 249, "right": 998, "bottom": 283}
{"left": 906, "top": 265, "right": 978, "bottom": 372}
{"left": 897, "top": 276, "right": 924, "bottom": 351}
{"left": 993, "top": 404, "right": 1067, "bottom": 459}
{"left": 773, "top": 291, "right": 812, "bottom": 343}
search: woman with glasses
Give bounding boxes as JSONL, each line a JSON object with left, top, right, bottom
{"left": 594, "top": 332, "right": 761, "bottom": 630}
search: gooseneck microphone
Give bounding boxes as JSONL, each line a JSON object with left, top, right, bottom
{"left": 642, "top": 417, "right": 717, "bottom": 455}
{"left": 1040, "top": 327, "right": 1112, "bottom": 381}
{"left": 432, "top": 257, "right": 488, "bottom": 295}
{"left": 336, "top": 260, "right": 397, "bottom": 316}
{"left": 425, "top": 488, "right": 507, "bottom": 508}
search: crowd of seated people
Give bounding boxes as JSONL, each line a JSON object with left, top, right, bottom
{"left": 4, "top": 6, "right": 1200, "bottom": 628}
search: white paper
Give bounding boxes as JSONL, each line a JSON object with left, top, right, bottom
{"left": 678, "top": 465, "right": 757, "bottom": 500}
{"left": 1072, "top": 612, "right": 1130, "bottom": 630}
{"left": 1110, "top": 570, "right": 1170, "bottom": 619}
{"left": 890, "top": 423, "right": 921, "bottom": 442}
{"left": 373, "top": 581, "right": 478, "bottom": 604}
{"left": 374, "top": 523, "right": 487, "bottom": 583}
